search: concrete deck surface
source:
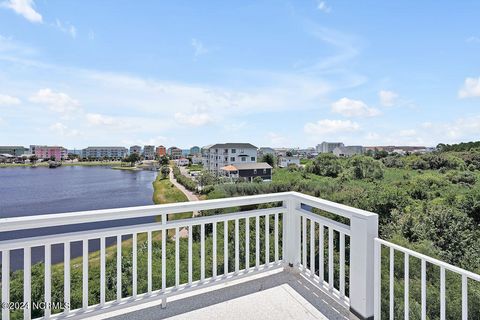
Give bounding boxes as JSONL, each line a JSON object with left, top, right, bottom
{"left": 95, "top": 270, "right": 358, "bottom": 320}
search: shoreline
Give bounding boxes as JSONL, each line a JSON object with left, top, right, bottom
{"left": 0, "top": 161, "right": 123, "bottom": 168}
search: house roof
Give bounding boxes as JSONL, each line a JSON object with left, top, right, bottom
{"left": 209, "top": 143, "right": 257, "bottom": 149}
{"left": 226, "top": 162, "right": 272, "bottom": 170}
{"left": 221, "top": 165, "right": 238, "bottom": 172}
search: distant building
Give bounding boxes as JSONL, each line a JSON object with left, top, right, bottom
{"left": 82, "top": 147, "right": 128, "bottom": 160}
{"left": 33, "top": 146, "right": 68, "bottom": 160}
{"left": 0, "top": 146, "right": 26, "bottom": 156}
{"left": 156, "top": 145, "right": 166, "bottom": 157}
{"left": 279, "top": 156, "right": 301, "bottom": 168}
{"left": 143, "top": 145, "right": 155, "bottom": 160}
{"left": 190, "top": 146, "right": 201, "bottom": 156}
{"left": 67, "top": 149, "right": 82, "bottom": 157}
{"left": 364, "top": 146, "right": 427, "bottom": 154}
{"left": 130, "top": 145, "right": 142, "bottom": 155}
{"left": 316, "top": 142, "right": 344, "bottom": 153}
{"left": 182, "top": 149, "right": 190, "bottom": 157}
{"left": 258, "top": 147, "right": 275, "bottom": 158}
{"left": 220, "top": 162, "right": 272, "bottom": 181}
{"left": 273, "top": 148, "right": 292, "bottom": 157}
{"left": 191, "top": 156, "right": 203, "bottom": 165}
{"left": 167, "top": 147, "right": 183, "bottom": 159}
{"left": 0, "top": 153, "right": 15, "bottom": 163}
{"left": 203, "top": 143, "right": 258, "bottom": 175}
{"left": 332, "top": 145, "right": 364, "bottom": 157}
{"left": 174, "top": 158, "right": 189, "bottom": 166}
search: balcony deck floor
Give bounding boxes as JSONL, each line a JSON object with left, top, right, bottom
{"left": 95, "top": 269, "right": 358, "bottom": 320}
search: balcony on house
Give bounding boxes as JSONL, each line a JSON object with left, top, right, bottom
{"left": 1, "top": 192, "right": 479, "bottom": 320}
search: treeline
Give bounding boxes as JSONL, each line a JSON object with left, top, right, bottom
{"left": 437, "top": 141, "right": 480, "bottom": 152}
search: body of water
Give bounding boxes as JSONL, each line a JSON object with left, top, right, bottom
{"left": 0, "top": 166, "right": 158, "bottom": 270}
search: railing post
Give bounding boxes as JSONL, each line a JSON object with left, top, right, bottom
{"left": 283, "top": 194, "right": 301, "bottom": 271}
{"left": 349, "top": 214, "right": 378, "bottom": 320}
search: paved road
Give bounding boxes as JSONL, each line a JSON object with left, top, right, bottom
{"left": 169, "top": 167, "right": 199, "bottom": 202}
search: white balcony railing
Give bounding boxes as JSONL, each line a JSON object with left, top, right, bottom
{"left": 0, "top": 191, "right": 478, "bottom": 320}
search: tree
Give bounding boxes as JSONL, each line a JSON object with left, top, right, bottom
{"left": 29, "top": 155, "right": 38, "bottom": 165}
{"left": 49, "top": 155, "right": 56, "bottom": 161}
{"left": 306, "top": 153, "right": 343, "bottom": 178}
{"left": 286, "top": 151, "right": 293, "bottom": 157}
{"left": 261, "top": 154, "right": 275, "bottom": 167}
{"left": 346, "top": 155, "right": 384, "bottom": 180}
{"left": 125, "top": 153, "right": 140, "bottom": 167}
{"left": 197, "top": 171, "right": 218, "bottom": 187}
{"left": 159, "top": 156, "right": 169, "bottom": 166}
{"left": 160, "top": 165, "right": 170, "bottom": 179}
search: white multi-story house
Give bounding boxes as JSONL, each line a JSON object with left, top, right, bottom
{"left": 279, "top": 156, "right": 300, "bottom": 168}
{"left": 82, "top": 147, "right": 128, "bottom": 160}
{"left": 129, "top": 145, "right": 142, "bottom": 155}
{"left": 143, "top": 145, "right": 155, "bottom": 160}
{"left": 316, "top": 141, "right": 345, "bottom": 153}
{"left": 203, "top": 143, "right": 258, "bottom": 174}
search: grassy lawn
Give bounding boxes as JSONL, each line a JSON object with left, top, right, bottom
{"left": 187, "top": 164, "right": 203, "bottom": 171}
{"left": 153, "top": 176, "right": 188, "bottom": 204}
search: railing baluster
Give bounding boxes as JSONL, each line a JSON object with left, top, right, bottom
{"left": 2, "top": 250, "right": 10, "bottom": 320}
{"left": 404, "top": 253, "right": 409, "bottom": 320}
{"left": 389, "top": 247, "right": 394, "bottom": 320}
{"left": 132, "top": 233, "right": 137, "bottom": 297}
{"left": 340, "top": 232, "right": 345, "bottom": 298}
{"left": 235, "top": 219, "right": 239, "bottom": 273}
{"left": 319, "top": 224, "right": 324, "bottom": 282}
{"left": 82, "top": 240, "right": 88, "bottom": 309}
{"left": 274, "top": 213, "right": 279, "bottom": 263}
{"left": 421, "top": 259, "right": 426, "bottom": 320}
{"left": 302, "top": 216, "right": 307, "bottom": 269}
{"left": 161, "top": 230, "right": 166, "bottom": 293}
{"left": 24, "top": 247, "right": 31, "bottom": 320}
{"left": 265, "top": 214, "right": 270, "bottom": 265}
{"left": 188, "top": 226, "right": 193, "bottom": 285}
{"left": 100, "top": 236, "right": 106, "bottom": 305}
{"left": 224, "top": 221, "right": 228, "bottom": 275}
{"left": 116, "top": 235, "right": 122, "bottom": 302}
{"left": 201, "top": 224, "right": 205, "bottom": 281}
{"left": 462, "top": 274, "right": 468, "bottom": 320}
{"left": 213, "top": 222, "right": 217, "bottom": 278}
{"left": 255, "top": 216, "right": 260, "bottom": 269}
{"left": 147, "top": 231, "right": 152, "bottom": 294}
{"left": 310, "top": 220, "right": 315, "bottom": 276}
{"left": 175, "top": 227, "right": 179, "bottom": 287}
{"left": 440, "top": 266, "right": 445, "bottom": 320}
{"left": 245, "top": 217, "right": 250, "bottom": 269}
{"left": 44, "top": 244, "right": 51, "bottom": 319}
{"left": 64, "top": 242, "right": 70, "bottom": 314}
{"left": 374, "top": 240, "right": 381, "bottom": 320}
{"left": 328, "top": 227, "right": 333, "bottom": 289}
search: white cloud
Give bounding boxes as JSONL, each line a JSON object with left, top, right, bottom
{"left": 86, "top": 113, "right": 117, "bottom": 126}
{"left": 317, "top": 1, "right": 331, "bottom": 13}
{"left": 399, "top": 129, "right": 416, "bottom": 137}
{"left": 1, "top": 0, "right": 42, "bottom": 23}
{"left": 331, "top": 97, "right": 380, "bottom": 117}
{"left": 378, "top": 90, "right": 398, "bottom": 107}
{"left": 304, "top": 119, "right": 360, "bottom": 135}
{"left": 0, "top": 93, "right": 21, "bottom": 105}
{"left": 458, "top": 77, "right": 480, "bottom": 98}
{"left": 191, "top": 38, "right": 208, "bottom": 58}
{"left": 466, "top": 36, "right": 480, "bottom": 43}
{"left": 54, "top": 19, "right": 77, "bottom": 38}
{"left": 174, "top": 112, "right": 214, "bottom": 126}
{"left": 29, "top": 88, "right": 81, "bottom": 113}
{"left": 49, "top": 122, "right": 80, "bottom": 137}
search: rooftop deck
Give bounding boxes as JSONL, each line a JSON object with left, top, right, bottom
{"left": 1, "top": 191, "right": 479, "bottom": 319}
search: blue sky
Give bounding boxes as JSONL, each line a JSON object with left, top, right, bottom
{"left": 0, "top": 0, "right": 479, "bottom": 149}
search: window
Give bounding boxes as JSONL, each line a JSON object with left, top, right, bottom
{"left": 231, "top": 149, "right": 236, "bottom": 153}
{"left": 241, "top": 157, "right": 246, "bottom": 162}
{"left": 263, "top": 169, "right": 267, "bottom": 174}
{"left": 251, "top": 157, "right": 255, "bottom": 161}
{"left": 254, "top": 169, "right": 257, "bottom": 174}
{"left": 230, "top": 157, "right": 235, "bottom": 161}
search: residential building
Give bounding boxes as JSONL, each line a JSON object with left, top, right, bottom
{"left": 203, "top": 143, "right": 258, "bottom": 174}
{"left": 258, "top": 147, "right": 275, "bottom": 158}
{"left": 143, "top": 145, "right": 155, "bottom": 160}
{"left": 0, "top": 146, "right": 26, "bottom": 156}
{"left": 190, "top": 146, "right": 201, "bottom": 156}
{"left": 191, "top": 156, "right": 203, "bottom": 165}
{"left": 156, "top": 145, "right": 167, "bottom": 157}
{"left": 174, "top": 158, "right": 189, "bottom": 166}
{"left": 0, "top": 153, "right": 15, "bottom": 163}
{"left": 67, "top": 149, "right": 82, "bottom": 157}
{"left": 130, "top": 145, "right": 142, "bottom": 155}
{"left": 332, "top": 145, "right": 364, "bottom": 157}
{"left": 364, "top": 145, "right": 427, "bottom": 153}
{"left": 220, "top": 162, "right": 272, "bottom": 181}
{"left": 182, "top": 149, "right": 190, "bottom": 157}
{"left": 167, "top": 146, "right": 183, "bottom": 159}
{"left": 82, "top": 147, "right": 128, "bottom": 160}
{"left": 32, "top": 145, "right": 68, "bottom": 160}
{"left": 273, "top": 148, "right": 292, "bottom": 157}
{"left": 316, "top": 142, "right": 345, "bottom": 153}
{"left": 279, "top": 156, "right": 301, "bottom": 168}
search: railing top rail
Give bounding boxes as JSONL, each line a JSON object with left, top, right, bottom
{"left": 0, "top": 192, "right": 293, "bottom": 233}
{"left": 290, "top": 191, "right": 377, "bottom": 220}
{"left": 375, "top": 238, "right": 480, "bottom": 282}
